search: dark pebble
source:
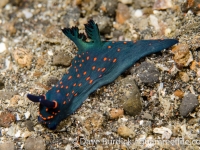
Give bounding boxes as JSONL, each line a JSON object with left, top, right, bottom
{"left": 25, "top": 120, "right": 34, "bottom": 131}
{"left": 134, "top": 61, "right": 160, "bottom": 85}
{"left": 119, "top": 76, "right": 142, "bottom": 116}
{"left": 179, "top": 93, "right": 199, "bottom": 117}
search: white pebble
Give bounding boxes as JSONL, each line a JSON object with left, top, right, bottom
{"left": 24, "top": 111, "right": 31, "bottom": 119}
{"left": 15, "top": 130, "right": 21, "bottom": 138}
{"left": 48, "top": 50, "right": 54, "bottom": 56}
{"left": 0, "top": 42, "right": 6, "bottom": 53}
{"left": 134, "top": 9, "right": 143, "bottom": 17}
{"left": 16, "top": 113, "right": 21, "bottom": 121}
{"left": 149, "top": 15, "right": 160, "bottom": 31}
{"left": 22, "top": 9, "right": 33, "bottom": 19}
{"left": 153, "top": 126, "right": 172, "bottom": 139}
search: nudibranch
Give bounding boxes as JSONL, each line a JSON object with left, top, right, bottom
{"left": 27, "top": 20, "right": 178, "bottom": 130}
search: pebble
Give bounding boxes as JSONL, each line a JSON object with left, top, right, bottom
{"left": 13, "top": 48, "right": 33, "bottom": 69}
{"left": 0, "top": 42, "right": 6, "bottom": 53}
{"left": 0, "top": 0, "right": 9, "bottom": 8}
{"left": 149, "top": 15, "right": 160, "bottom": 31}
{"left": 24, "top": 136, "right": 46, "bottom": 150}
{"left": 25, "top": 121, "right": 34, "bottom": 131}
{"left": 9, "top": 95, "right": 20, "bottom": 106}
{"left": 99, "top": 0, "right": 118, "bottom": 17}
{"left": 179, "top": 71, "right": 190, "bottom": 82}
{"left": 117, "top": 125, "right": 135, "bottom": 138}
{"left": 0, "top": 111, "right": 15, "bottom": 127}
{"left": 44, "top": 25, "right": 63, "bottom": 39}
{"left": 109, "top": 108, "right": 124, "bottom": 119}
{"left": 172, "top": 44, "right": 193, "bottom": 67}
{"left": 84, "top": 113, "right": 104, "bottom": 132}
{"left": 181, "top": 0, "right": 200, "bottom": 15}
{"left": 174, "top": 89, "right": 184, "bottom": 99}
{"left": 52, "top": 52, "right": 72, "bottom": 66}
{"left": 3, "top": 22, "right": 17, "bottom": 35}
{"left": 118, "top": 0, "right": 133, "bottom": 4}
{"left": 134, "top": 61, "right": 160, "bottom": 85}
{"left": 116, "top": 3, "right": 130, "bottom": 24}
{"left": 24, "top": 111, "right": 31, "bottom": 119}
{"left": 36, "top": 55, "right": 46, "bottom": 69}
{"left": 119, "top": 76, "right": 142, "bottom": 116}
{"left": 142, "top": 112, "right": 153, "bottom": 120}
{"left": 0, "top": 142, "right": 15, "bottom": 150}
{"left": 153, "top": 0, "right": 172, "bottom": 10}
{"left": 22, "top": 9, "right": 33, "bottom": 19}
{"left": 134, "top": 9, "right": 143, "bottom": 17}
{"left": 153, "top": 126, "right": 172, "bottom": 139}
{"left": 0, "top": 80, "right": 4, "bottom": 90}
{"left": 179, "top": 93, "right": 199, "bottom": 117}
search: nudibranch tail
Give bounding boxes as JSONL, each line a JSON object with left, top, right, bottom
{"left": 84, "top": 20, "right": 101, "bottom": 45}
{"left": 27, "top": 94, "right": 56, "bottom": 108}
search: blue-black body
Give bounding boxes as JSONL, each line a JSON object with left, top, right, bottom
{"left": 27, "top": 20, "right": 178, "bottom": 130}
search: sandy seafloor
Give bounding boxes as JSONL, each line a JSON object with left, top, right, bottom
{"left": 0, "top": 0, "right": 200, "bottom": 149}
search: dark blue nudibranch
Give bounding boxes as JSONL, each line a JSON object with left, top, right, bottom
{"left": 27, "top": 20, "right": 178, "bottom": 130}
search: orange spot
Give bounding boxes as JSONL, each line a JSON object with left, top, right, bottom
{"left": 82, "top": 59, "right": 84, "bottom": 62}
{"left": 93, "top": 57, "right": 97, "bottom": 61}
{"left": 86, "top": 56, "right": 89, "bottom": 60}
{"left": 53, "top": 101, "right": 58, "bottom": 109}
{"left": 117, "top": 48, "right": 120, "bottom": 52}
{"left": 79, "top": 64, "right": 82, "bottom": 67}
{"left": 66, "top": 86, "right": 68, "bottom": 89}
{"left": 98, "top": 68, "right": 101, "bottom": 71}
{"left": 72, "top": 90, "right": 75, "bottom": 94}
{"left": 108, "top": 45, "right": 111, "bottom": 49}
{"left": 51, "top": 116, "right": 53, "bottom": 119}
{"left": 74, "top": 93, "right": 78, "bottom": 96}
{"left": 89, "top": 80, "right": 93, "bottom": 84}
{"left": 57, "top": 90, "right": 60, "bottom": 93}
{"left": 103, "top": 57, "right": 107, "bottom": 61}
{"left": 77, "top": 74, "right": 80, "bottom": 78}
{"left": 68, "top": 76, "right": 72, "bottom": 80}
{"left": 113, "top": 58, "right": 117, "bottom": 63}
{"left": 73, "top": 83, "right": 76, "bottom": 86}
{"left": 83, "top": 71, "right": 87, "bottom": 75}
{"left": 63, "top": 101, "right": 66, "bottom": 104}
{"left": 92, "top": 66, "right": 96, "bottom": 70}
{"left": 60, "top": 81, "right": 62, "bottom": 84}
{"left": 47, "top": 116, "right": 51, "bottom": 119}
{"left": 124, "top": 41, "right": 127, "bottom": 44}
{"left": 78, "top": 83, "right": 82, "bottom": 86}
{"left": 86, "top": 77, "right": 90, "bottom": 81}
{"left": 61, "top": 85, "right": 64, "bottom": 88}
{"left": 46, "top": 108, "right": 48, "bottom": 111}
{"left": 66, "top": 93, "right": 69, "bottom": 96}
{"left": 102, "top": 68, "right": 106, "bottom": 72}
{"left": 43, "top": 118, "right": 46, "bottom": 120}
{"left": 76, "top": 69, "right": 78, "bottom": 72}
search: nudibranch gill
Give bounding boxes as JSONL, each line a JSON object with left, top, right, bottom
{"left": 27, "top": 20, "right": 178, "bottom": 130}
